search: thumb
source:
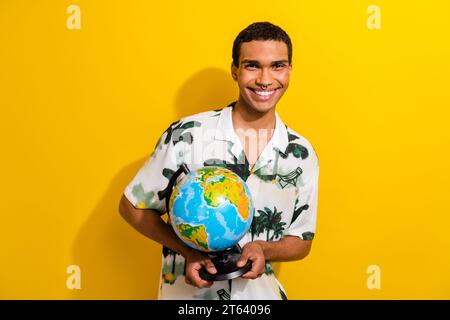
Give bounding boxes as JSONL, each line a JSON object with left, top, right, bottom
{"left": 237, "top": 250, "right": 250, "bottom": 268}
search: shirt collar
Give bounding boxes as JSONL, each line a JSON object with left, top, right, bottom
{"left": 214, "top": 101, "right": 289, "bottom": 171}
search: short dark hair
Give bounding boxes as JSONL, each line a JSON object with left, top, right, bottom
{"left": 232, "top": 22, "right": 292, "bottom": 67}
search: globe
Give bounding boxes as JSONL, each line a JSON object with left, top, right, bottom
{"left": 168, "top": 166, "right": 254, "bottom": 253}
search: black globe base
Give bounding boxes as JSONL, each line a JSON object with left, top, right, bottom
{"left": 199, "top": 244, "right": 252, "bottom": 281}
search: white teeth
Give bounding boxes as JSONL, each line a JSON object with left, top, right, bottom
{"left": 254, "top": 90, "right": 274, "bottom": 96}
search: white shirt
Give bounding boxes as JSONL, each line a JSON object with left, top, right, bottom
{"left": 124, "top": 101, "right": 319, "bottom": 300}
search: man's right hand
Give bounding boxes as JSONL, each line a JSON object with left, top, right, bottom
{"left": 184, "top": 250, "right": 217, "bottom": 288}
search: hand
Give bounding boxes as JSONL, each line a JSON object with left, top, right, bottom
{"left": 184, "top": 250, "right": 217, "bottom": 288}
{"left": 236, "top": 241, "right": 266, "bottom": 279}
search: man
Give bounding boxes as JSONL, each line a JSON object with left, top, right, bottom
{"left": 119, "top": 22, "right": 319, "bottom": 300}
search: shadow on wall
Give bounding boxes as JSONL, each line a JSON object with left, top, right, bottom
{"left": 71, "top": 68, "right": 248, "bottom": 299}
{"left": 174, "top": 68, "right": 238, "bottom": 118}
{"left": 71, "top": 157, "right": 161, "bottom": 299}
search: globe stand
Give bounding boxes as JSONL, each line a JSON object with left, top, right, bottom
{"left": 199, "top": 244, "right": 252, "bottom": 281}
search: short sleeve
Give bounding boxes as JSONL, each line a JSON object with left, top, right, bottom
{"left": 123, "top": 126, "right": 178, "bottom": 214}
{"left": 284, "top": 151, "right": 319, "bottom": 240}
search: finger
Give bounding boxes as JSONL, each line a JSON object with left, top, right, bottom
{"left": 203, "top": 260, "right": 217, "bottom": 274}
{"left": 241, "top": 258, "right": 265, "bottom": 279}
{"left": 237, "top": 250, "right": 250, "bottom": 268}
{"left": 190, "top": 270, "right": 214, "bottom": 288}
{"left": 187, "top": 274, "right": 213, "bottom": 288}
{"left": 186, "top": 263, "right": 213, "bottom": 288}
{"left": 195, "top": 278, "right": 213, "bottom": 288}
{"left": 251, "top": 257, "right": 265, "bottom": 272}
{"left": 241, "top": 269, "right": 260, "bottom": 279}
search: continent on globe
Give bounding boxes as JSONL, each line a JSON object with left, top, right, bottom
{"left": 199, "top": 167, "right": 250, "bottom": 221}
{"left": 176, "top": 223, "right": 209, "bottom": 251}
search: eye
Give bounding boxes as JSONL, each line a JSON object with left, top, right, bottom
{"left": 244, "top": 63, "right": 259, "bottom": 70}
{"left": 273, "top": 63, "right": 286, "bottom": 70}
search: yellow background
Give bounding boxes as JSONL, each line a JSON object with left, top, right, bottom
{"left": 1, "top": 0, "right": 449, "bottom": 299}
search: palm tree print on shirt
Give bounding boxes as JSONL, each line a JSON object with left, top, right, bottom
{"left": 250, "top": 207, "right": 286, "bottom": 242}
{"left": 161, "top": 120, "right": 202, "bottom": 146}
{"left": 289, "top": 199, "right": 315, "bottom": 240}
{"left": 290, "top": 198, "right": 309, "bottom": 226}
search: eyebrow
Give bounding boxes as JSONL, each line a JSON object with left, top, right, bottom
{"left": 241, "top": 59, "right": 289, "bottom": 65}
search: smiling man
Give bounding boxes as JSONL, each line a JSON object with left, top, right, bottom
{"left": 119, "top": 22, "right": 319, "bottom": 300}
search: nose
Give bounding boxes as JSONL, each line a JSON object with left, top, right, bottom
{"left": 255, "top": 67, "right": 273, "bottom": 88}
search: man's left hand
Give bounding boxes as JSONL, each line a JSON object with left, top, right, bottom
{"left": 236, "top": 241, "right": 266, "bottom": 279}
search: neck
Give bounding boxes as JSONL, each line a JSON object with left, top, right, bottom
{"left": 232, "top": 97, "right": 276, "bottom": 132}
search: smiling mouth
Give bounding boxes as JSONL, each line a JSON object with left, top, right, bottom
{"left": 248, "top": 87, "right": 280, "bottom": 98}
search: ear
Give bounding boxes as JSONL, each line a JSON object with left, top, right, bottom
{"left": 231, "top": 62, "right": 238, "bottom": 81}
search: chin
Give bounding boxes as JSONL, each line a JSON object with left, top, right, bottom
{"left": 242, "top": 95, "right": 279, "bottom": 114}
{"left": 249, "top": 102, "right": 276, "bottom": 114}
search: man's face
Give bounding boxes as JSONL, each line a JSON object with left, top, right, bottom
{"left": 231, "top": 40, "right": 292, "bottom": 114}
